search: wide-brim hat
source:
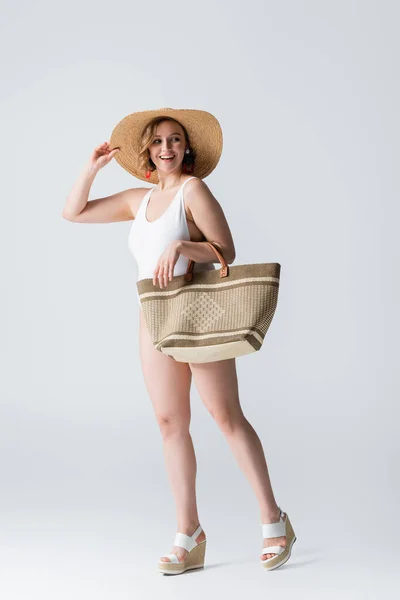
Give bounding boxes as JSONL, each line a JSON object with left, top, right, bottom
{"left": 109, "top": 107, "right": 223, "bottom": 184}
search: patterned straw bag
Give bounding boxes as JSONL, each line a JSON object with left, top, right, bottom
{"left": 137, "top": 242, "right": 281, "bottom": 363}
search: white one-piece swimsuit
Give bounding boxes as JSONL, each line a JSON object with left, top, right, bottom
{"left": 128, "top": 176, "right": 216, "bottom": 306}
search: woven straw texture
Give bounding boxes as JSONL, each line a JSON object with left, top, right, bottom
{"left": 110, "top": 107, "right": 223, "bottom": 184}
{"left": 137, "top": 263, "right": 281, "bottom": 363}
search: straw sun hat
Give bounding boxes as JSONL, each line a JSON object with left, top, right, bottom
{"left": 109, "top": 107, "right": 223, "bottom": 184}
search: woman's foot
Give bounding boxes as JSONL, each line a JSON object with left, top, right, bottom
{"left": 160, "top": 523, "right": 206, "bottom": 563}
{"left": 260, "top": 509, "right": 287, "bottom": 561}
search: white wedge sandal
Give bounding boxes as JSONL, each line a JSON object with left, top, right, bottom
{"left": 158, "top": 524, "right": 206, "bottom": 575}
{"left": 260, "top": 507, "right": 297, "bottom": 570}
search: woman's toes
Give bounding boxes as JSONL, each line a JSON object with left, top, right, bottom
{"left": 160, "top": 548, "right": 187, "bottom": 563}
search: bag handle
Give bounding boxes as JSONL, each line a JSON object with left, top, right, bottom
{"left": 184, "top": 241, "right": 229, "bottom": 282}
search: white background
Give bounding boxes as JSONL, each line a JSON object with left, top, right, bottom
{"left": 1, "top": 0, "right": 399, "bottom": 597}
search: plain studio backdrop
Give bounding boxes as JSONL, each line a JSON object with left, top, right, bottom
{"left": 1, "top": 1, "right": 398, "bottom": 598}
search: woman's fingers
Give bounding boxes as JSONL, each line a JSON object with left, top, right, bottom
{"left": 153, "top": 265, "right": 173, "bottom": 289}
{"left": 104, "top": 148, "right": 119, "bottom": 163}
{"left": 153, "top": 245, "right": 181, "bottom": 289}
{"left": 94, "top": 141, "right": 109, "bottom": 152}
{"left": 159, "top": 269, "right": 167, "bottom": 288}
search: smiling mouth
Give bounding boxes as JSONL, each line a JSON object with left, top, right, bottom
{"left": 160, "top": 155, "right": 175, "bottom": 160}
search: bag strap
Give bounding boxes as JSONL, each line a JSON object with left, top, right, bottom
{"left": 184, "top": 241, "right": 229, "bottom": 282}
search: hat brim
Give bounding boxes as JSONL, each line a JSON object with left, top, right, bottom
{"left": 109, "top": 107, "right": 223, "bottom": 184}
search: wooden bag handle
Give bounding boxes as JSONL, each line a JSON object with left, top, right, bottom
{"left": 184, "top": 241, "right": 229, "bottom": 282}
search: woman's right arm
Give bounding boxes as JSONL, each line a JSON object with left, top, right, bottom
{"left": 61, "top": 142, "right": 138, "bottom": 223}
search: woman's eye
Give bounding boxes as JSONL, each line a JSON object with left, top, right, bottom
{"left": 153, "top": 137, "right": 180, "bottom": 144}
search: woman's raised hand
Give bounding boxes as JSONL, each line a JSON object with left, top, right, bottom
{"left": 89, "top": 141, "right": 120, "bottom": 171}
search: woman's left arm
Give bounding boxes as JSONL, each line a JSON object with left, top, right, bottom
{"left": 153, "top": 180, "right": 236, "bottom": 288}
{"left": 179, "top": 178, "right": 236, "bottom": 264}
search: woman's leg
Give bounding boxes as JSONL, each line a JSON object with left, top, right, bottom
{"left": 139, "top": 309, "right": 205, "bottom": 562}
{"left": 188, "top": 357, "right": 286, "bottom": 561}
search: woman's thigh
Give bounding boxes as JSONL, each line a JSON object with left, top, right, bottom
{"left": 138, "top": 308, "right": 192, "bottom": 423}
{"left": 188, "top": 358, "right": 243, "bottom": 423}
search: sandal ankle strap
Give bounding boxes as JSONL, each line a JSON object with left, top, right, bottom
{"left": 173, "top": 524, "right": 203, "bottom": 552}
{"left": 261, "top": 508, "right": 286, "bottom": 539}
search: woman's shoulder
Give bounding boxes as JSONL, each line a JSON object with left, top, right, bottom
{"left": 182, "top": 177, "right": 208, "bottom": 223}
{"left": 182, "top": 176, "right": 210, "bottom": 196}
{"left": 183, "top": 175, "right": 203, "bottom": 185}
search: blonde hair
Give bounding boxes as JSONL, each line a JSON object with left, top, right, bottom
{"left": 137, "top": 117, "right": 195, "bottom": 175}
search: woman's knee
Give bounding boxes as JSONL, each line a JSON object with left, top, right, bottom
{"left": 208, "top": 405, "right": 246, "bottom": 435}
{"left": 156, "top": 412, "right": 191, "bottom": 440}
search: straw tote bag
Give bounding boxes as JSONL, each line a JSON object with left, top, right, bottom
{"left": 136, "top": 242, "right": 281, "bottom": 363}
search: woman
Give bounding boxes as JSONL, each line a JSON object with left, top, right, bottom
{"left": 62, "top": 107, "right": 296, "bottom": 575}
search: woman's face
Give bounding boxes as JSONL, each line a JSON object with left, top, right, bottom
{"left": 148, "top": 120, "right": 186, "bottom": 174}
